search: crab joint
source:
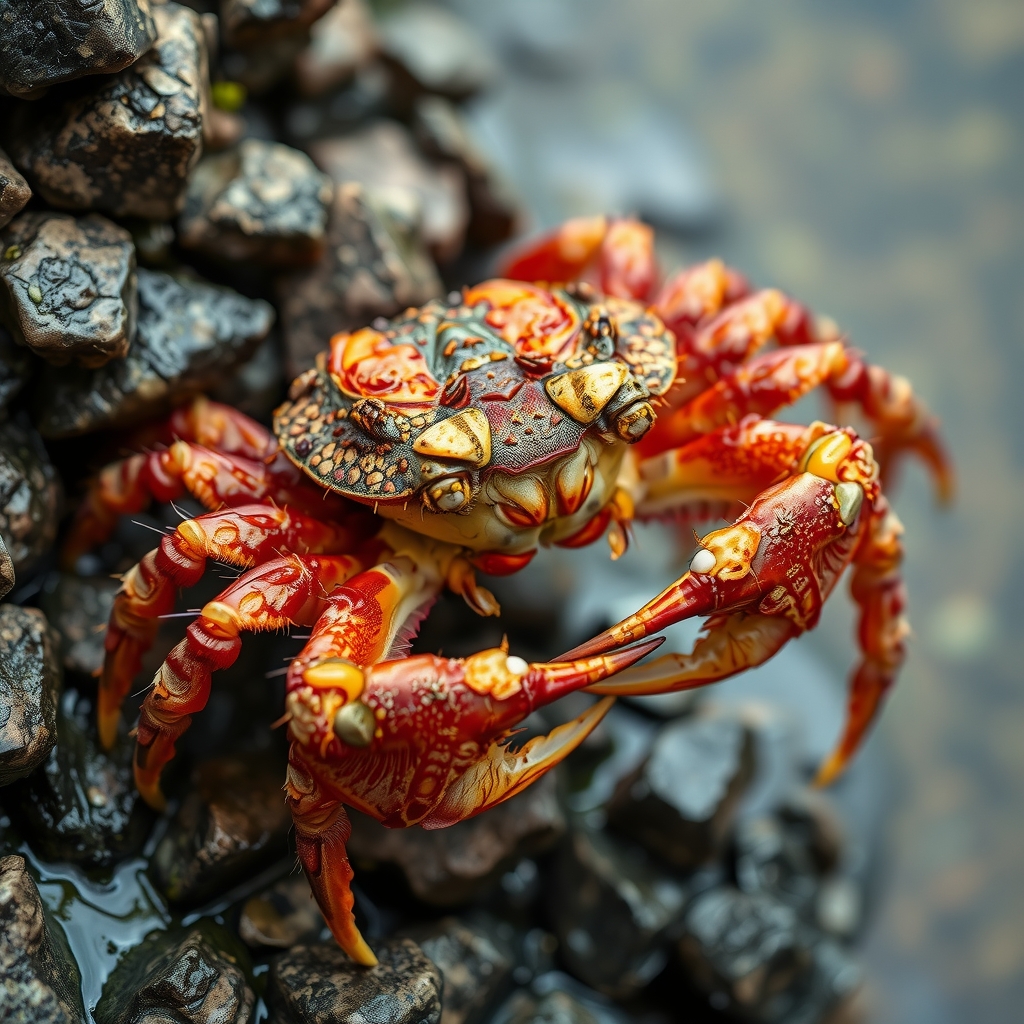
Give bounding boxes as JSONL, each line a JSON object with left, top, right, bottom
{"left": 464, "top": 648, "right": 528, "bottom": 700}
{"left": 303, "top": 658, "right": 365, "bottom": 702}
{"left": 690, "top": 522, "right": 762, "bottom": 581}
{"left": 333, "top": 700, "right": 376, "bottom": 747}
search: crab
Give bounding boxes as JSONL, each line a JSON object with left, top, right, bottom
{"left": 66, "top": 215, "right": 950, "bottom": 966}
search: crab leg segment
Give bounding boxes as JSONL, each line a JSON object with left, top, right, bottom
{"left": 133, "top": 553, "right": 368, "bottom": 809}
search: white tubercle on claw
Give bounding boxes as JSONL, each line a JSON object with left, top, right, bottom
{"left": 506, "top": 656, "right": 529, "bottom": 675}
{"left": 689, "top": 548, "right": 717, "bottom": 575}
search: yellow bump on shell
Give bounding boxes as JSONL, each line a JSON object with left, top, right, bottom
{"left": 545, "top": 362, "right": 629, "bottom": 424}
{"left": 800, "top": 431, "right": 853, "bottom": 483}
{"left": 835, "top": 481, "right": 864, "bottom": 526}
{"left": 303, "top": 658, "right": 365, "bottom": 701}
{"left": 689, "top": 548, "right": 717, "bottom": 574}
{"left": 413, "top": 408, "right": 492, "bottom": 466}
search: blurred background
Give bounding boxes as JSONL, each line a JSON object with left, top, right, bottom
{"left": 446, "top": 1, "right": 1023, "bottom": 1021}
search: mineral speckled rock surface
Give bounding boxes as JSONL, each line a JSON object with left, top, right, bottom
{"left": 0, "top": 147, "right": 31, "bottom": 229}
{"left": 95, "top": 926, "right": 254, "bottom": 1024}
{"left": 0, "top": 212, "right": 137, "bottom": 367}
{"left": 221, "top": 0, "right": 332, "bottom": 50}
{"left": 0, "top": 855, "right": 86, "bottom": 1024}
{"left": 39, "top": 573, "right": 120, "bottom": 676}
{"left": 239, "top": 875, "right": 326, "bottom": 949}
{"left": 0, "top": 605, "right": 62, "bottom": 787}
{"left": 6, "top": 2, "right": 208, "bottom": 220}
{"left": 277, "top": 180, "right": 440, "bottom": 374}
{"left": 347, "top": 774, "right": 565, "bottom": 906}
{"left": 268, "top": 937, "right": 443, "bottom": 1024}
{"left": 35, "top": 267, "right": 273, "bottom": 437}
{"left": 151, "top": 754, "right": 292, "bottom": 906}
{"left": 0, "top": 534, "right": 14, "bottom": 599}
{"left": 0, "top": 417, "right": 61, "bottom": 575}
{"left": 179, "top": 138, "right": 333, "bottom": 266}
{"left": 608, "top": 713, "right": 755, "bottom": 870}
{"left": 0, "top": 0, "right": 157, "bottom": 99}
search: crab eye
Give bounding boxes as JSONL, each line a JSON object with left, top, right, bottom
{"left": 423, "top": 474, "right": 472, "bottom": 513}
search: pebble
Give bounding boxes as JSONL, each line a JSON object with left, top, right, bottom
{"left": 39, "top": 573, "right": 120, "bottom": 678}
{"left": 0, "top": 534, "right": 13, "bottom": 599}
{"left": 294, "top": 0, "right": 379, "bottom": 97}
{"left": 239, "top": 874, "right": 326, "bottom": 949}
{"left": 0, "top": 147, "right": 31, "bottom": 230}
{"left": 221, "top": 0, "right": 333, "bottom": 51}
{"left": 0, "top": 324, "right": 32, "bottom": 417}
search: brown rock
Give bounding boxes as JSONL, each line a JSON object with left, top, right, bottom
{"left": 239, "top": 874, "right": 326, "bottom": 949}
{"left": 0, "top": 212, "right": 137, "bottom": 367}
{"left": 0, "top": 534, "right": 13, "bottom": 599}
{"left": 7, "top": 2, "right": 208, "bottom": 220}
{"left": 0, "top": 418, "right": 61, "bottom": 576}
{"left": 347, "top": 774, "right": 565, "bottom": 906}
{"left": 221, "top": 0, "right": 332, "bottom": 50}
{"left": 294, "top": 0, "right": 378, "bottom": 97}
{"left": 0, "top": 324, "right": 33, "bottom": 415}
{"left": 0, "top": 147, "right": 31, "bottom": 230}
{"left": 277, "top": 180, "right": 441, "bottom": 375}
{"left": 39, "top": 573, "right": 119, "bottom": 676}
{"left": 179, "top": 139, "right": 333, "bottom": 266}
{"left": 310, "top": 119, "right": 469, "bottom": 262}
{"left": 221, "top": 31, "right": 308, "bottom": 95}
{"left": 0, "top": 0, "right": 157, "bottom": 100}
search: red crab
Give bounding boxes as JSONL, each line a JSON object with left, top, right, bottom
{"left": 67, "top": 215, "right": 950, "bottom": 965}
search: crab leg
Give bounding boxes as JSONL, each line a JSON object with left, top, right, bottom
{"left": 132, "top": 553, "right": 369, "bottom": 809}
{"left": 98, "top": 504, "right": 379, "bottom": 748}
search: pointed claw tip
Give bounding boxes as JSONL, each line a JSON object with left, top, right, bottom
{"left": 813, "top": 752, "right": 846, "bottom": 789}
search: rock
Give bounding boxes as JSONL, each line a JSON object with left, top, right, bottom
{"left": 39, "top": 573, "right": 120, "bottom": 677}
{"left": 221, "top": 0, "right": 332, "bottom": 52}
{"left": 239, "top": 874, "right": 326, "bottom": 949}
{"left": 7, "top": 689, "right": 151, "bottom": 867}
{"left": 268, "top": 937, "right": 442, "bottom": 1024}
{"left": 151, "top": 754, "right": 292, "bottom": 906}
{"left": 0, "top": 212, "right": 137, "bottom": 367}
{"left": 607, "top": 713, "right": 755, "bottom": 870}
{"left": 0, "top": 147, "right": 31, "bottom": 230}
{"left": 95, "top": 925, "right": 254, "bottom": 1024}
{"left": 294, "top": 0, "right": 378, "bottom": 98}
{"left": 400, "top": 916, "right": 514, "bottom": 1024}
{"left": 35, "top": 267, "right": 274, "bottom": 438}
{"left": 0, "top": 534, "right": 13, "bottom": 599}
{"left": 0, "top": 0, "right": 157, "bottom": 100}
{"left": 221, "top": 32, "right": 307, "bottom": 95}
{"left": 0, "top": 855, "right": 86, "bottom": 1024}
{"left": 0, "top": 605, "right": 62, "bottom": 788}
{"left": 347, "top": 774, "right": 565, "bottom": 906}
{"left": 277, "top": 181, "right": 440, "bottom": 375}
{"left": 379, "top": 2, "right": 498, "bottom": 103}
{"left": 179, "top": 139, "right": 333, "bottom": 267}
{"left": 493, "top": 977, "right": 630, "bottom": 1024}
{"left": 0, "top": 324, "right": 33, "bottom": 416}
{"left": 7, "top": 3, "right": 208, "bottom": 220}
{"left": 284, "top": 61, "right": 392, "bottom": 142}
{"left": 310, "top": 120, "right": 469, "bottom": 262}
{"left": 413, "top": 96, "right": 519, "bottom": 248}
{"left": 0, "top": 417, "right": 61, "bottom": 576}
{"left": 548, "top": 826, "right": 689, "bottom": 999}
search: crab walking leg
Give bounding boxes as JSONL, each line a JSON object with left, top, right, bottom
{"left": 98, "top": 505, "right": 378, "bottom": 749}
{"left": 132, "top": 554, "right": 367, "bottom": 809}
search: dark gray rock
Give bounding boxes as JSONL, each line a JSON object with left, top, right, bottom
{"left": 0, "top": 0, "right": 157, "bottom": 99}
{"left": 294, "top": 0, "right": 378, "bottom": 98}
{"left": 548, "top": 826, "right": 688, "bottom": 999}
{"left": 0, "top": 855, "right": 86, "bottom": 1024}
{"left": 268, "top": 937, "right": 442, "bottom": 1024}
{"left": 95, "top": 925, "right": 254, "bottom": 1024}
{"left": 0, "top": 534, "right": 13, "bottom": 599}
{"left": 400, "top": 916, "right": 514, "bottom": 1024}
{"left": 0, "top": 324, "right": 32, "bottom": 417}
{"left": 608, "top": 713, "right": 755, "bottom": 870}
{"left": 220, "top": 31, "right": 308, "bottom": 95}
{"left": 347, "top": 774, "right": 564, "bottom": 906}
{"left": 310, "top": 120, "right": 469, "bottom": 262}
{"left": 220, "top": 0, "right": 332, "bottom": 50}
{"left": 277, "top": 180, "right": 440, "bottom": 375}
{"left": 0, "top": 212, "right": 137, "bottom": 367}
{"left": 0, "top": 147, "right": 31, "bottom": 230}
{"left": 0, "top": 418, "right": 61, "bottom": 576}
{"left": 151, "top": 754, "right": 292, "bottom": 906}
{"left": 179, "top": 139, "right": 333, "bottom": 267}
{"left": 0, "top": 605, "right": 62, "bottom": 787}
{"left": 7, "top": 689, "right": 152, "bottom": 867}
{"left": 39, "top": 572, "right": 119, "bottom": 676}
{"left": 239, "top": 874, "right": 326, "bottom": 949}
{"left": 7, "top": 2, "right": 208, "bottom": 220}
{"left": 492, "top": 978, "right": 629, "bottom": 1024}
{"left": 35, "top": 267, "right": 273, "bottom": 438}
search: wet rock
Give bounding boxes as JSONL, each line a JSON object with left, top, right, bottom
{"left": 0, "top": 417, "right": 61, "bottom": 576}
{"left": 0, "top": 605, "right": 62, "bottom": 787}
{"left": 549, "top": 826, "right": 689, "bottom": 999}
{"left": 239, "top": 874, "right": 326, "bottom": 949}
{"left": 35, "top": 267, "right": 274, "bottom": 438}
{"left": 221, "top": 32, "right": 307, "bottom": 95}
{"left": 0, "top": 212, "right": 137, "bottom": 367}
{"left": 7, "top": 3, "right": 208, "bottom": 220}
{"left": 0, "top": 324, "right": 33, "bottom": 416}
{"left": 39, "top": 573, "right": 119, "bottom": 677}
{"left": 284, "top": 61, "right": 393, "bottom": 142}
{"left": 0, "top": 855, "right": 86, "bottom": 1024}
{"left": 268, "top": 937, "right": 443, "bottom": 1024}
{"left": 294, "top": 0, "right": 378, "bottom": 98}
{"left": 95, "top": 925, "right": 254, "bottom": 1024}
{"left": 413, "top": 96, "right": 519, "bottom": 248}
{"left": 0, "top": 535, "right": 13, "bottom": 599}
{"left": 310, "top": 119, "right": 469, "bottom": 262}
{"left": 277, "top": 180, "right": 440, "bottom": 375}
{"left": 401, "top": 916, "right": 514, "bottom": 1024}
{"left": 608, "top": 713, "right": 755, "bottom": 870}
{"left": 493, "top": 976, "right": 630, "bottom": 1024}
{"left": 0, "top": 147, "right": 31, "bottom": 230}
{"left": 347, "top": 773, "right": 565, "bottom": 906}
{"left": 7, "top": 689, "right": 151, "bottom": 867}
{"left": 179, "top": 139, "right": 333, "bottom": 267}
{"left": 379, "top": 2, "right": 498, "bottom": 103}
{"left": 151, "top": 754, "right": 291, "bottom": 906}
{"left": 0, "top": 0, "right": 157, "bottom": 100}
{"left": 221, "top": 0, "right": 332, "bottom": 50}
